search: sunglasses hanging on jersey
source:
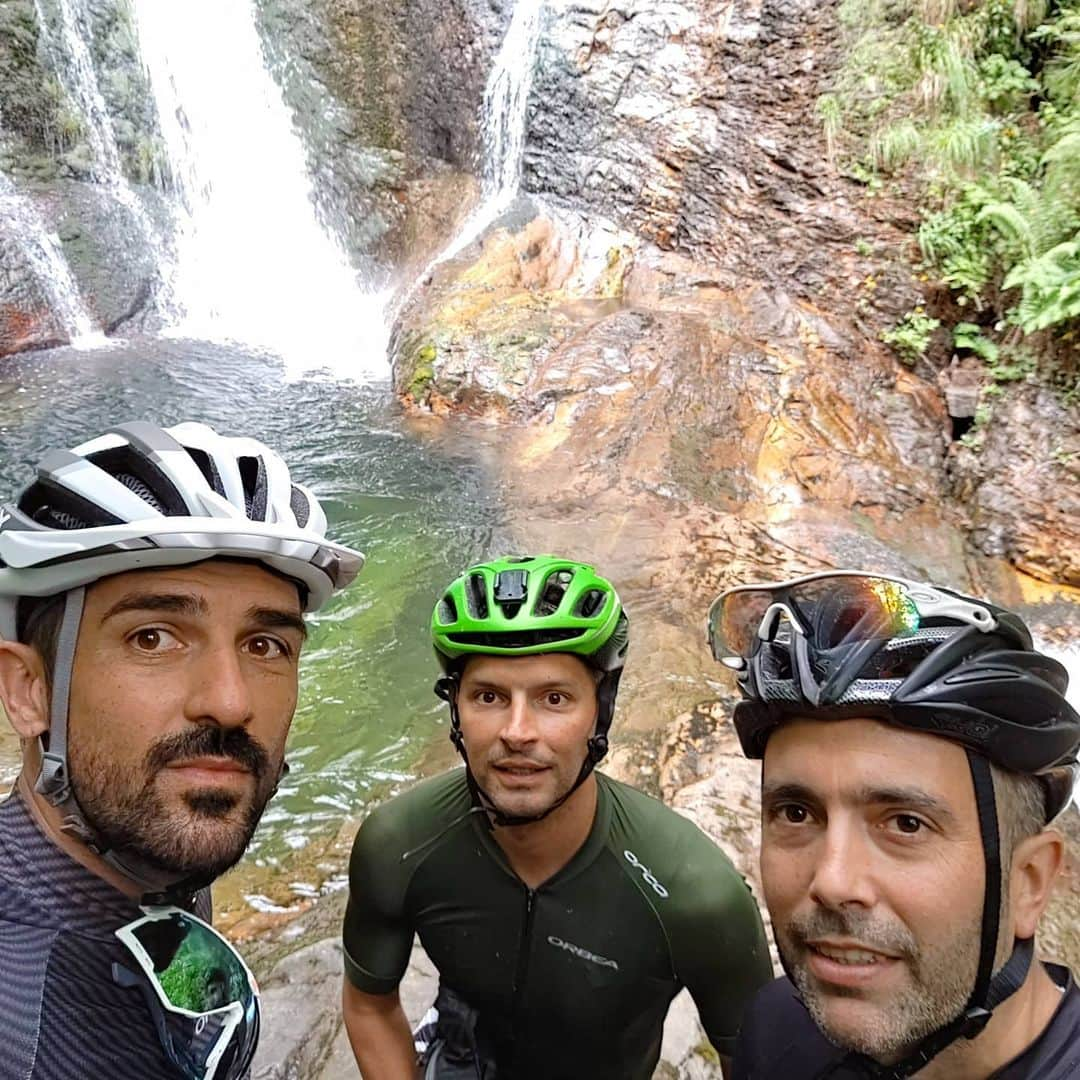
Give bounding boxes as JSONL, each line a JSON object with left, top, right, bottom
{"left": 113, "top": 906, "right": 260, "bottom": 1080}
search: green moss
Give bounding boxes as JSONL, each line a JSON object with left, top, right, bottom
{"left": 408, "top": 343, "right": 437, "bottom": 398}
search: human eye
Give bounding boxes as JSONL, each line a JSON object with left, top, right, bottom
{"left": 544, "top": 691, "right": 567, "bottom": 707}
{"left": 885, "top": 812, "right": 930, "bottom": 838}
{"left": 127, "top": 627, "right": 181, "bottom": 654}
{"left": 244, "top": 634, "right": 291, "bottom": 661}
{"left": 765, "top": 801, "right": 814, "bottom": 827}
{"left": 473, "top": 689, "right": 501, "bottom": 705}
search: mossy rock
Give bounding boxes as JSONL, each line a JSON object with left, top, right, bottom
{"left": 407, "top": 343, "right": 438, "bottom": 398}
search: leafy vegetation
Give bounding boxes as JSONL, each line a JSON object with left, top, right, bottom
{"left": 881, "top": 307, "right": 942, "bottom": 362}
{"left": 822, "top": 0, "right": 1080, "bottom": 380}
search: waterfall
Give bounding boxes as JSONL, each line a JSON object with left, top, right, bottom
{"left": 0, "top": 172, "right": 104, "bottom": 347}
{"left": 131, "top": 0, "right": 388, "bottom": 378}
{"left": 33, "top": 0, "right": 174, "bottom": 312}
{"left": 481, "top": 0, "right": 545, "bottom": 208}
{"left": 439, "top": 0, "right": 545, "bottom": 264}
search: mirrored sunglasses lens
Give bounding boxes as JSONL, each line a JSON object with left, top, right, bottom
{"left": 716, "top": 590, "right": 776, "bottom": 656}
{"left": 790, "top": 577, "right": 919, "bottom": 649}
{"left": 130, "top": 913, "right": 251, "bottom": 1014}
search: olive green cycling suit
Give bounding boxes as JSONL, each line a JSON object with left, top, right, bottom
{"left": 343, "top": 769, "right": 772, "bottom": 1079}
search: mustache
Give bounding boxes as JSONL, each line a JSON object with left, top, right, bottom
{"left": 787, "top": 907, "right": 918, "bottom": 961}
{"left": 145, "top": 725, "right": 270, "bottom": 779}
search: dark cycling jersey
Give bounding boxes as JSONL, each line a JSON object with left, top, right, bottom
{"left": 732, "top": 968, "right": 1080, "bottom": 1079}
{"left": 343, "top": 768, "right": 772, "bottom": 1080}
{"left": 0, "top": 785, "right": 213, "bottom": 1080}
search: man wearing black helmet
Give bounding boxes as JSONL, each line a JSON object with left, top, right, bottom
{"left": 707, "top": 571, "right": 1080, "bottom": 1079}
{"left": 342, "top": 556, "right": 773, "bottom": 1080}
{"left": 0, "top": 422, "right": 364, "bottom": 1080}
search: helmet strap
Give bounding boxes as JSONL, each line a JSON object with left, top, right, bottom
{"left": 435, "top": 668, "right": 620, "bottom": 829}
{"left": 35, "top": 586, "right": 84, "bottom": 808}
{"left": 792, "top": 632, "right": 892, "bottom": 708}
{"left": 33, "top": 587, "right": 210, "bottom": 903}
{"left": 829, "top": 750, "right": 1032, "bottom": 1079}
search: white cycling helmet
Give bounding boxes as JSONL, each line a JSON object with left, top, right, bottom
{"left": 0, "top": 420, "right": 364, "bottom": 638}
{"left": 0, "top": 420, "right": 364, "bottom": 896}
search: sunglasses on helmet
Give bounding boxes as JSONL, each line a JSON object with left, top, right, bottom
{"left": 707, "top": 570, "right": 997, "bottom": 665}
{"left": 113, "top": 906, "right": 260, "bottom": 1080}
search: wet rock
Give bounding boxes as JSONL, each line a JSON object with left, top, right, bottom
{"left": 0, "top": 1, "right": 64, "bottom": 174}
{"left": 51, "top": 179, "right": 162, "bottom": 332}
{"left": 254, "top": 0, "right": 509, "bottom": 270}
{"left": 525, "top": 0, "right": 923, "bottom": 331}
{"left": 0, "top": 227, "right": 67, "bottom": 356}
{"left": 950, "top": 384, "right": 1080, "bottom": 586}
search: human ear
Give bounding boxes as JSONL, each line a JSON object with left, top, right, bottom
{"left": 0, "top": 641, "right": 50, "bottom": 739}
{"left": 1009, "top": 829, "right": 1064, "bottom": 940}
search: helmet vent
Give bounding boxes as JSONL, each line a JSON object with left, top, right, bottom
{"left": 536, "top": 570, "right": 572, "bottom": 616}
{"left": 186, "top": 447, "right": 226, "bottom": 498}
{"left": 438, "top": 596, "right": 458, "bottom": 624}
{"left": 88, "top": 447, "right": 187, "bottom": 516}
{"left": 238, "top": 456, "right": 269, "bottom": 521}
{"left": 19, "top": 478, "right": 123, "bottom": 530}
{"left": 576, "top": 588, "right": 605, "bottom": 618}
{"left": 116, "top": 473, "right": 166, "bottom": 513}
{"left": 289, "top": 485, "right": 310, "bottom": 528}
{"left": 466, "top": 573, "right": 489, "bottom": 619}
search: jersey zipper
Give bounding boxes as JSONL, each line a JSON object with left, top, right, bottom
{"left": 511, "top": 887, "right": 536, "bottom": 1072}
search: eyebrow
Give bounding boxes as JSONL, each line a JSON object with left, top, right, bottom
{"left": 463, "top": 678, "right": 580, "bottom": 692}
{"left": 101, "top": 594, "right": 307, "bottom": 639}
{"left": 102, "top": 593, "right": 209, "bottom": 622}
{"left": 248, "top": 606, "right": 308, "bottom": 640}
{"left": 762, "top": 780, "right": 958, "bottom": 825}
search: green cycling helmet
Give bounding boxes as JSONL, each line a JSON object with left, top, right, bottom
{"left": 431, "top": 555, "right": 628, "bottom": 672}
{"left": 432, "top": 555, "right": 630, "bottom": 827}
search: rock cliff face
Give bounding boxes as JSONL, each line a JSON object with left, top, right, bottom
{"left": 392, "top": 0, "right": 1080, "bottom": 595}
{"left": 254, "top": 0, "right": 508, "bottom": 272}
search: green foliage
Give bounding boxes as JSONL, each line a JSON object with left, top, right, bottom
{"left": 882, "top": 308, "right": 942, "bottom": 363}
{"left": 1004, "top": 236, "right": 1080, "bottom": 330}
{"left": 978, "top": 54, "right": 1038, "bottom": 110}
{"left": 824, "top": 0, "right": 1080, "bottom": 343}
{"left": 953, "top": 321, "right": 1000, "bottom": 361}
{"left": 919, "top": 185, "right": 999, "bottom": 300}
{"left": 960, "top": 399, "right": 995, "bottom": 448}
{"left": 818, "top": 93, "right": 844, "bottom": 159}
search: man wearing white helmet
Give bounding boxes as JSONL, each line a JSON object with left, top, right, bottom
{"left": 0, "top": 421, "right": 363, "bottom": 1080}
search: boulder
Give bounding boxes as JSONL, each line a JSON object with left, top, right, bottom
{"left": 0, "top": 227, "right": 67, "bottom": 355}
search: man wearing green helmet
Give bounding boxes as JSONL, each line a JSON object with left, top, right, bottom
{"left": 341, "top": 556, "right": 773, "bottom": 1079}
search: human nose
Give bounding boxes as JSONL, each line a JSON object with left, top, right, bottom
{"left": 807, "top": 818, "right": 877, "bottom": 910}
{"left": 184, "top": 643, "right": 254, "bottom": 728}
{"left": 499, "top": 693, "right": 538, "bottom": 749}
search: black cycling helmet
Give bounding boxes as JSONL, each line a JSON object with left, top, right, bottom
{"left": 708, "top": 570, "right": 1080, "bottom": 1079}
{"left": 735, "top": 612, "right": 1078, "bottom": 819}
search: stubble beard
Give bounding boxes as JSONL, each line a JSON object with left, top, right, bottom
{"left": 69, "top": 726, "right": 278, "bottom": 880}
{"left": 782, "top": 906, "right": 980, "bottom": 1063}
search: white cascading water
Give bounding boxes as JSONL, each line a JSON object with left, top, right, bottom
{"left": 0, "top": 171, "right": 104, "bottom": 347}
{"left": 33, "top": 0, "right": 174, "bottom": 315}
{"left": 431, "top": 0, "right": 545, "bottom": 265}
{"left": 132, "top": 0, "right": 389, "bottom": 378}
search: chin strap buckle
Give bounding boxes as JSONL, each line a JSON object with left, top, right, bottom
{"left": 36, "top": 750, "right": 71, "bottom": 805}
{"left": 959, "top": 1006, "right": 993, "bottom": 1040}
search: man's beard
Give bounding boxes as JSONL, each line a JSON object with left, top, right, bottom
{"left": 476, "top": 752, "right": 581, "bottom": 821}
{"left": 69, "top": 725, "right": 276, "bottom": 880}
{"left": 781, "top": 905, "right": 980, "bottom": 1063}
